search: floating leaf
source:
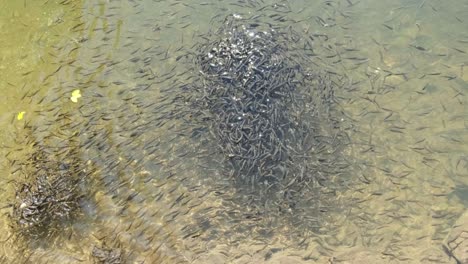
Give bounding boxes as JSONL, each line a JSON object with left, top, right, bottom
{"left": 70, "top": 89, "right": 82, "bottom": 103}
{"left": 17, "top": 111, "right": 26, "bottom": 120}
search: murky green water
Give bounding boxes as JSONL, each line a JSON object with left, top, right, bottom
{"left": 0, "top": 0, "right": 466, "bottom": 263}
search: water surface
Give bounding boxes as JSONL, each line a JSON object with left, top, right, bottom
{"left": 0, "top": 0, "right": 466, "bottom": 263}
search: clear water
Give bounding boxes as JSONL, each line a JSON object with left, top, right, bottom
{"left": 0, "top": 0, "right": 466, "bottom": 263}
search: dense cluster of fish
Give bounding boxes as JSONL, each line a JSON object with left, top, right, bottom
{"left": 183, "top": 14, "right": 352, "bottom": 211}
{"left": 92, "top": 243, "right": 124, "bottom": 264}
{"left": 7, "top": 120, "right": 87, "bottom": 241}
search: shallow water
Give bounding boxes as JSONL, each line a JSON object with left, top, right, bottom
{"left": 0, "top": 0, "right": 467, "bottom": 263}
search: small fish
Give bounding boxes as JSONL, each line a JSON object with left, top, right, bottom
{"left": 410, "top": 44, "right": 427, "bottom": 51}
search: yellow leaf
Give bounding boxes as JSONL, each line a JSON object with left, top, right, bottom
{"left": 71, "top": 89, "right": 81, "bottom": 98}
{"left": 70, "top": 89, "right": 82, "bottom": 103}
{"left": 17, "top": 111, "right": 26, "bottom": 120}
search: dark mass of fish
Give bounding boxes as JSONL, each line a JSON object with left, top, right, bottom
{"left": 7, "top": 118, "right": 88, "bottom": 242}
{"left": 179, "top": 13, "right": 352, "bottom": 213}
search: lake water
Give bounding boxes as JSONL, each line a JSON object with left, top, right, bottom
{"left": 0, "top": 0, "right": 467, "bottom": 263}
